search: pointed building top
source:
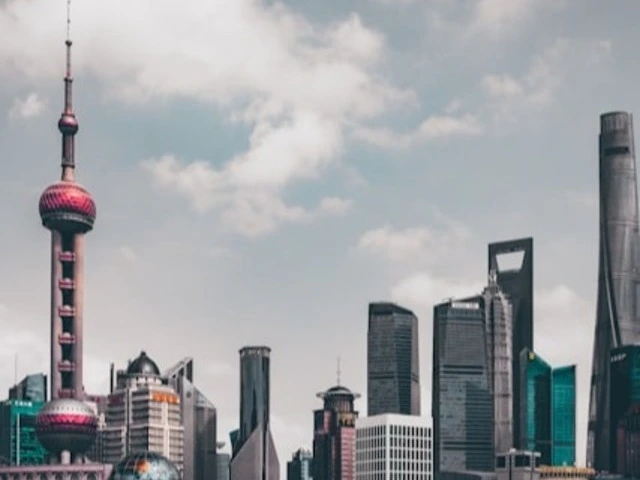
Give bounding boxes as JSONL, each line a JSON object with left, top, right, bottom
{"left": 58, "top": 0, "right": 79, "bottom": 179}
{"left": 336, "top": 356, "right": 341, "bottom": 386}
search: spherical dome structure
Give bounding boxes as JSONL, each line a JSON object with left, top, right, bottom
{"left": 108, "top": 452, "right": 180, "bottom": 480}
{"left": 58, "top": 113, "right": 79, "bottom": 135}
{"left": 126, "top": 351, "right": 161, "bottom": 376}
{"left": 35, "top": 398, "right": 97, "bottom": 455}
{"left": 39, "top": 181, "right": 96, "bottom": 232}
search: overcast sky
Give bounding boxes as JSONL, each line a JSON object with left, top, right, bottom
{"left": 1, "top": 0, "right": 639, "bottom": 473}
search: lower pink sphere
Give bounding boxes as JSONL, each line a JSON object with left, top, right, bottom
{"left": 35, "top": 398, "right": 98, "bottom": 455}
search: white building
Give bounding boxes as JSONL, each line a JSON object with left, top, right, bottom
{"left": 102, "top": 351, "right": 184, "bottom": 470}
{"left": 356, "top": 414, "right": 433, "bottom": 480}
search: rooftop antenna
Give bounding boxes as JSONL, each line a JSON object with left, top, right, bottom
{"left": 14, "top": 353, "right": 18, "bottom": 385}
{"left": 336, "top": 356, "right": 341, "bottom": 386}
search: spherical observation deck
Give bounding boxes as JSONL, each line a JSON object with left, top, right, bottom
{"left": 35, "top": 398, "right": 98, "bottom": 455}
{"left": 39, "top": 181, "right": 96, "bottom": 232}
{"left": 108, "top": 452, "right": 181, "bottom": 480}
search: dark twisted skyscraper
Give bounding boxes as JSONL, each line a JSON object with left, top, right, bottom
{"left": 367, "top": 302, "right": 420, "bottom": 416}
{"left": 588, "top": 111, "right": 640, "bottom": 471}
{"left": 488, "top": 237, "right": 533, "bottom": 449}
{"left": 230, "top": 346, "right": 279, "bottom": 480}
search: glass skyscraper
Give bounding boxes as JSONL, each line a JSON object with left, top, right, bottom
{"left": 367, "top": 302, "right": 420, "bottom": 416}
{"left": 588, "top": 111, "right": 640, "bottom": 471}
{"left": 432, "top": 297, "right": 494, "bottom": 474}
{"left": 287, "top": 448, "right": 313, "bottom": 480}
{"left": 520, "top": 349, "right": 576, "bottom": 467}
{"left": 608, "top": 345, "right": 640, "bottom": 473}
{"left": 552, "top": 366, "right": 576, "bottom": 466}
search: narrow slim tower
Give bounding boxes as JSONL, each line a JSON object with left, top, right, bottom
{"left": 587, "top": 111, "right": 640, "bottom": 471}
{"left": 38, "top": 27, "right": 96, "bottom": 401}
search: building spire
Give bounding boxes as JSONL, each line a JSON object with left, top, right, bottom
{"left": 336, "top": 356, "right": 341, "bottom": 386}
{"left": 59, "top": 0, "right": 79, "bottom": 181}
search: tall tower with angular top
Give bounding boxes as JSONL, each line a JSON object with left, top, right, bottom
{"left": 38, "top": 21, "right": 96, "bottom": 402}
{"left": 587, "top": 111, "right": 640, "bottom": 471}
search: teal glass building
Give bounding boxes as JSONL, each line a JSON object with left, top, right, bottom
{"left": 552, "top": 366, "right": 576, "bottom": 466}
{"left": 609, "top": 345, "right": 640, "bottom": 473}
{"left": 0, "top": 399, "right": 47, "bottom": 465}
{"left": 520, "top": 349, "right": 576, "bottom": 466}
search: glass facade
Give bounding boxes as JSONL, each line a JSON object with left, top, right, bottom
{"left": 520, "top": 349, "right": 552, "bottom": 464}
{"left": 432, "top": 298, "right": 494, "bottom": 475}
{"left": 287, "top": 448, "right": 313, "bottom": 480}
{"left": 552, "top": 366, "right": 576, "bottom": 466}
{"left": 520, "top": 350, "right": 576, "bottom": 467}
{"left": 8, "top": 374, "right": 47, "bottom": 403}
{"left": 367, "top": 302, "right": 420, "bottom": 416}
{"left": 609, "top": 345, "right": 640, "bottom": 473}
{"left": 0, "top": 400, "right": 47, "bottom": 465}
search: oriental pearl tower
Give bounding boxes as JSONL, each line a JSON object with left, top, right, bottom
{"left": 34, "top": 1, "right": 98, "bottom": 465}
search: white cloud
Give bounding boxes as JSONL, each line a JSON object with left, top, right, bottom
{"left": 8, "top": 93, "right": 45, "bottom": 119}
{"left": 317, "top": 197, "right": 353, "bottom": 216}
{"left": 471, "top": 0, "right": 538, "bottom": 37}
{"left": 391, "top": 272, "right": 483, "bottom": 314}
{"left": 358, "top": 217, "right": 470, "bottom": 265}
{"left": 0, "top": 1, "right": 414, "bottom": 237}
{"left": 481, "top": 38, "right": 612, "bottom": 119}
{"left": 566, "top": 190, "right": 597, "bottom": 209}
{"left": 353, "top": 113, "right": 482, "bottom": 149}
{"left": 118, "top": 246, "right": 138, "bottom": 263}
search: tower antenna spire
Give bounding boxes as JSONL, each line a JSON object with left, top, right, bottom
{"left": 337, "top": 356, "right": 341, "bottom": 386}
{"left": 58, "top": 0, "right": 79, "bottom": 180}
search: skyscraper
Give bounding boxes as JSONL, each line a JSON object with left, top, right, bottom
{"left": 488, "top": 237, "right": 533, "bottom": 450}
{"left": 432, "top": 298, "right": 494, "bottom": 475}
{"left": 588, "top": 111, "right": 640, "bottom": 471}
{"left": 287, "top": 448, "right": 313, "bottom": 480}
{"left": 483, "top": 273, "right": 513, "bottom": 454}
{"left": 355, "top": 414, "right": 433, "bottom": 479}
{"left": 164, "top": 357, "right": 218, "bottom": 480}
{"left": 552, "top": 366, "right": 576, "bottom": 466}
{"left": 230, "top": 346, "right": 279, "bottom": 480}
{"left": 367, "top": 302, "right": 420, "bottom": 416}
{"left": 313, "top": 384, "right": 360, "bottom": 480}
{"left": 102, "top": 351, "right": 184, "bottom": 469}
{"left": 8, "top": 374, "right": 47, "bottom": 403}
{"left": 519, "top": 350, "right": 576, "bottom": 467}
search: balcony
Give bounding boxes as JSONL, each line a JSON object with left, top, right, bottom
{"left": 59, "top": 278, "right": 75, "bottom": 290}
{"left": 58, "top": 361, "right": 75, "bottom": 372}
{"left": 58, "top": 251, "right": 76, "bottom": 262}
{"left": 58, "top": 333, "right": 76, "bottom": 344}
{"left": 58, "top": 305, "right": 76, "bottom": 317}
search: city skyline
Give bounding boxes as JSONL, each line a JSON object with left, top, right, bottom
{"left": 1, "top": 0, "right": 640, "bottom": 476}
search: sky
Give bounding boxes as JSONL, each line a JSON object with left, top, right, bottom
{"left": 0, "top": 0, "right": 639, "bottom": 474}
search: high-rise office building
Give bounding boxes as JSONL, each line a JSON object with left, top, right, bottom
{"left": 483, "top": 273, "right": 513, "bottom": 454}
{"left": 8, "top": 374, "right": 47, "bottom": 403}
{"left": 355, "top": 414, "right": 433, "bottom": 479}
{"left": 287, "top": 448, "right": 313, "bottom": 480}
{"left": 313, "top": 384, "right": 360, "bottom": 480}
{"left": 608, "top": 345, "right": 640, "bottom": 473}
{"left": 588, "top": 111, "right": 640, "bottom": 471}
{"left": 432, "top": 298, "right": 494, "bottom": 475}
{"left": 230, "top": 346, "right": 279, "bottom": 480}
{"left": 488, "top": 238, "right": 533, "bottom": 450}
{"left": 367, "top": 302, "right": 420, "bottom": 416}
{"left": 520, "top": 350, "right": 576, "bottom": 466}
{"left": 552, "top": 366, "right": 576, "bottom": 466}
{"left": 164, "top": 357, "right": 218, "bottom": 480}
{"left": 0, "top": 399, "right": 48, "bottom": 466}
{"left": 102, "top": 351, "right": 184, "bottom": 470}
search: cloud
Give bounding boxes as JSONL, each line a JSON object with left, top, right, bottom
{"left": 391, "top": 272, "right": 483, "bottom": 313}
{"left": 358, "top": 216, "right": 470, "bottom": 265}
{"left": 117, "top": 246, "right": 138, "bottom": 263}
{"left": 317, "top": 197, "right": 353, "bottom": 216}
{"left": 481, "top": 38, "right": 612, "bottom": 119}
{"left": 8, "top": 93, "right": 45, "bottom": 119}
{"left": 353, "top": 113, "right": 482, "bottom": 149}
{"left": 0, "top": 1, "right": 414, "bottom": 237}
{"left": 566, "top": 190, "right": 597, "bottom": 209}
